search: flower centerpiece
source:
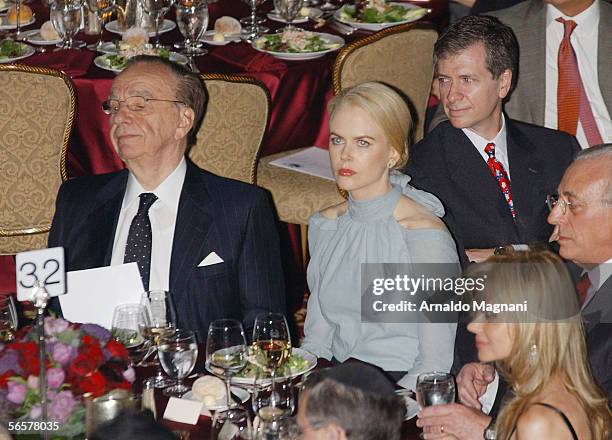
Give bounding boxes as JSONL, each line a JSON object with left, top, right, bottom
{"left": 0, "top": 317, "right": 135, "bottom": 437}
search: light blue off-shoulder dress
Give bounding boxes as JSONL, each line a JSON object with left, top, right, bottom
{"left": 301, "top": 172, "right": 459, "bottom": 390}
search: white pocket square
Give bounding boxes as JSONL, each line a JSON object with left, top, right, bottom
{"left": 198, "top": 252, "right": 224, "bottom": 267}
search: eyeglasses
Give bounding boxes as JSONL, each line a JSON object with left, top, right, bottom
{"left": 102, "top": 96, "right": 185, "bottom": 115}
{"left": 546, "top": 194, "right": 575, "bottom": 214}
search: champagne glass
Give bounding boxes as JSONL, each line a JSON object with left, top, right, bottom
{"left": 139, "top": 0, "right": 174, "bottom": 48}
{"left": 206, "top": 319, "right": 248, "bottom": 409}
{"left": 111, "top": 304, "right": 150, "bottom": 365}
{"left": 140, "top": 290, "right": 177, "bottom": 388}
{"left": 276, "top": 0, "right": 302, "bottom": 32}
{"left": 175, "top": 0, "right": 208, "bottom": 56}
{"left": 252, "top": 313, "right": 291, "bottom": 411}
{"left": 50, "top": 0, "right": 86, "bottom": 49}
{"left": 211, "top": 405, "right": 252, "bottom": 440}
{"left": 158, "top": 329, "right": 198, "bottom": 397}
{"left": 416, "top": 372, "right": 456, "bottom": 438}
{"left": 85, "top": 0, "right": 114, "bottom": 51}
{"left": 0, "top": 296, "right": 18, "bottom": 343}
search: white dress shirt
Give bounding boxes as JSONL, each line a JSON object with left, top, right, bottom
{"left": 110, "top": 158, "right": 186, "bottom": 291}
{"left": 581, "top": 257, "right": 612, "bottom": 309}
{"left": 462, "top": 114, "right": 510, "bottom": 179}
{"left": 545, "top": 1, "right": 612, "bottom": 149}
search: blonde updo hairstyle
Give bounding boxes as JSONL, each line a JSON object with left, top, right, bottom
{"left": 327, "top": 82, "right": 412, "bottom": 169}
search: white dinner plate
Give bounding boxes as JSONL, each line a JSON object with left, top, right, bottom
{"left": 267, "top": 7, "right": 322, "bottom": 24}
{"left": 97, "top": 41, "right": 118, "bottom": 54}
{"left": 252, "top": 32, "right": 344, "bottom": 61}
{"left": 334, "top": 3, "right": 427, "bottom": 31}
{"left": 105, "top": 19, "right": 176, "bottom": 37}
{"left": 94, "top": 51, "right": 188, "bottom": 72}
{"left": 183, "top": 386, "right": 250, "bottom": 413}
{"left": 200, "top": 30, "right": 241, "bottom": 46}
{"left": 396, "top": 391, "right": 419, "bottom": 420}
{"left": 0, "top": 42, "right": 34, "bottom": 63}
{"left": 0, "top": 15, "right": 35, "bottom": 30}
{"left": 21, "top": 29, "right": 62, "bottom": 45}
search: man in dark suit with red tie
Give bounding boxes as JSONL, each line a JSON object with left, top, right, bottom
{"left": 48, "top": 56, "right": 286, "bottom": 339}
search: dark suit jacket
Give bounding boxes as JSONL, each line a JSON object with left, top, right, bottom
{"left": 48, "top": 159, "right": 286, "bottom": 339}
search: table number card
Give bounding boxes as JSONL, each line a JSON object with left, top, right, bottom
{"left": 16, "top": 247, "right": 66, "bottom": 301}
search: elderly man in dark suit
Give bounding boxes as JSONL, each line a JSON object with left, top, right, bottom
{"left": 49, "top": 56, "right": 286, "bottom": 340}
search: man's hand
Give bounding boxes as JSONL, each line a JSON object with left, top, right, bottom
{"left": 465, "top": 248, "right": 495, "bottom": 263}
{"left": 456, "top": 362, "right": 495, "bottom": 410}
{"left": 416, "top": 403, "right": 491, "bottom": 440}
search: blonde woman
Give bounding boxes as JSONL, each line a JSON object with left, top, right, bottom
{"left": 467, "top": 251, "right": 611, "bottom": 440}
{"left": 300, "top": 82, "right": 459, "bottom": 389}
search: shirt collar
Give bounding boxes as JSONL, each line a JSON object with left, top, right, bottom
{"left": 586, "top": 257, "right": 612, "bottom": 292}
{"left": 462, "top": 113, "right": 507, "bottom": 154}
{"left": 123, "top": 157, "right": 187, "bottom": 215}
{"left": 546, "top": 1, "right": 599, "bottom": 32}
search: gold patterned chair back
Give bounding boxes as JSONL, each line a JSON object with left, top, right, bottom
{"left": 0, "top": 65, "right": 75, "bottom": 255}
{"left": 188, "top": 74, "right": 271, "bottom": 184}
{"left": 333, "top": 22, "right": 438, "bottom": 142}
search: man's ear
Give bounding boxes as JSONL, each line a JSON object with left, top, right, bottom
{"left": 175, "top": 107, "right": 195, "bottom": 141}
{"left": 499, "top": 68, "right": 512, "bottom": 100}
{"left": 322, "top": 423, "right": 348, "bottom": 440}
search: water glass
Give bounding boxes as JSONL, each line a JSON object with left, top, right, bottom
{"left": 50, "top": 0, "right": 86, "bottom": 49}
{"left": 139, "top": 0, "right": 174, "bottom": 47}
{"left": 211, "top": 406, "right": 252, "bottom": 440}
{"left": 175, "top": 0, "right": 208, "bottom": 55}
{"left": 276, "top": 0, "right": 302, "bottom": 31}
{"left": 252, "top": 377, "right": 294, "bottom": 421}
{"left": 158, "top": 329, "right": 198, "bottom": 397}
{"left": 416, "top": 372, "right": 455, "bottom": 438}
{"left": 240, "top": 0, "right": 268, "bottom": 41}
{"left": 85, "top": 0, "right": 114, "bottom": 51}
{"left": 0, "top": 296, "right": 18, "bottom": 343}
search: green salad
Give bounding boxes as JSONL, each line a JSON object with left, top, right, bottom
{"left": 0, "top": 39, "right": 25, "bottom": 60}
{"left": 102, "top": 46, "right": 170, "bottom": 71}
{"left": 235, "top": 353, "right": 310, "bottom": 379}
{"left": 339, "top": 3, "right": 426, "bottom": 24}
{"left": 254, "top": 30, "right": 339, "bottom": 53}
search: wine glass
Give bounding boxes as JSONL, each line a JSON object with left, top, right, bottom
{"left": 206, "top": 319, "right": 248, "bottom": 409}
{"left": 139, "top": 0, "right": 174, "bottom": 48}
{"left": 416, "top": 372, "right": 456, "bottom": 438}
{"left": 175, "top": 0, "right": 208, "bottom": 56}
{"left": 211, "top": 405, "right": 252, "bottom": 440}
{"left": 252, "top": 376, "right": 294, "bottom": 422}
{"left": 276, "top": 0, "right": 302, "bottom": 32}
{"left": 252, "top": 313, "right": 291, "bottom": 409}
{"left": 0, "top": 296, "right": 18, "bottom": 343}
{"left": 140, "top": 290, "right": 177, "bottom": 388}
{"left": 50, "top": 0, "right": 86, "bottom": 49}
{"left": 111, "top": 304, "right": 150, "bottom": 365}
{"left": 158, "top": 329, "right": 198, "bottom": 397}
{"left": 240, "top": 0, "right": 268, "bottom": 41}
{"left": 85, "top": 0, "right": 114, "bottom": 51}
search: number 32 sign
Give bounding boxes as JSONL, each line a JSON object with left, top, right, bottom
{"left": 16, "top": 247, "right": 66, "bottom": 301}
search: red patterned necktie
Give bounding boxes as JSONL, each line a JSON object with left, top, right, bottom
{"left": 556, "top": 18, "right": 603, "bottom": 147}
{"left": 575, "top": 272, "right": 591, "bottom": 306}
{"left": 485, "top": 143, "right": 516, "bottom": 219}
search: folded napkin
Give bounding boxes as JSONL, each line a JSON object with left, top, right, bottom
{"left": 210, "top": 43, "right": 287, "bottom": 73}
{"left": 25, "top": 49, "right": 95, "bottom": 78}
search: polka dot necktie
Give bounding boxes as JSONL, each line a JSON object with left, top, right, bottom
{"left": 485, "top": 143, "right": 516, "bottom": 220}
{"left": 124, "top": 193, "right": 158, "bottom": 291}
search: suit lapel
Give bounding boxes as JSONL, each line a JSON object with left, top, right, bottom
{"left": 169, "top": 161, "right": 213, "bottom": 302}
{"left": 598, "top": 2, "right": 612, "bottom": 110}
{"left": 582, "top": 275, "right": 612, "bottom": 333}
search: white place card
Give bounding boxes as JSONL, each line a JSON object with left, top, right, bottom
{"left": 163, "top": 397, "right": 203, "bottom": 425}
{"left": 59, "top": 263, "right": 144, "bottom": 329}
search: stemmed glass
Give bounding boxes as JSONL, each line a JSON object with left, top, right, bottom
{"left": 139, "top": 0, "right": 174, "bottom": 48}
{"left": 206, "top": 319, "right": 248, "bottom": 409}
{"left": 140, "top": 290, "right": 177, "bottom": 388}
{"left": 240, "top": 0, "right": 268, "bottom": 41}
{"left": 276, "top": 0, "right": 302, "bottom": 32}
{"left": 85, "top": 0, "right": 114, "bottom": 51}
{"left": 158, "top": 329, "right": 198, "bottom": 397}
{"left": 175, "top": 0, "right": 208, "bottom": 58}
{"left": 50, "top": 0, "right": 86, "bottom": 49}
{"left": 111, "top": 304, "right": 150, "bottom": 366}
{"left": 0, "top": 296, "right": 18, "bottom": 343}
{"left": 211, "top": 406, "right": 252, "bottom": 440}
{"left": 252, "top": 376, "right": 294, "bottom": 422}
{"left": 252, "top": 313, "right": 291, "bottom": 413}
{"left": 416, "top": 372, "right": 456, "bottom": 439}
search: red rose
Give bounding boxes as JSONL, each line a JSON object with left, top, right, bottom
{"left": 105, "top": 340, "right": 129, "bottom": 360}
{"left": 82, "top": 335, "right": 95, "bottom": 346}
{"left": 80, "top": 343, "right": 104, "bottom": 366}
{"left": 79, "top": 371, "right": 107, "bottom": 397}
{"left": 68, "top": 354, "right": 98, "bottom": 378}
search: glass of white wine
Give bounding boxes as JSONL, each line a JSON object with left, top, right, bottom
{"left": 140, "top": 290, "right": 177, "bottom": 388}
{"left": 50, "top": 0, "right": 86, "bottom": 49}
{"left": 158, "top": 329, "right": 198, "bottom": 397}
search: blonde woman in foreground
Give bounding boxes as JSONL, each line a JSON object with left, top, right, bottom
{"left": 466, "top": 250, "right": 610, "bottom": 440}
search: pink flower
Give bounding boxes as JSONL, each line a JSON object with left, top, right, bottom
{"left": 27, "top": 375, "right": 39, "bottom": 389}
{"left": 7, "top": 381, "right": 26, "bottom": 404}
{"left": 47, "top": 368, "right": 65, "bottom": 389}
{"left": 52, "top": 343, "right": 76, "bottom": 366}
{"left": 44, "top": 317, "right": 69, "bottom": 336}
{"left": 29, "top": 404, "right": 42, "bottom": 420}
{"left": 122, "top": 367, "right": 135, "bottom": 383}
{"left": 49, "top": 390, "right": 77, "bottom": 423}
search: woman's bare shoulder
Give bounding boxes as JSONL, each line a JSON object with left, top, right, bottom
{"left": 514, "top": 404, "right": 577, "bottom": 440}
{"left": 319, "top": 201, "right": 349, "bottom": 220}
{"left": 394, "top": 195, "right": 447, "bottom": 231}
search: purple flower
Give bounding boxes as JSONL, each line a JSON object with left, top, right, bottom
{"left": 123, "top": 367, "right": 135, "bottom": 383}
{"left": 44, "top": 317, "right": 70, "bottom": 336}
{"left": 49, "top": 390, "right": 77, "bottom": 423}
{"left": 0, "top": 349, "right": 22, "bottom": 375}
{"left": 52, "top": 343, "right": 76, "bottom": 366}
{"left": 27, "top": 375, "right": 39, "bottom": 390}
{"left": 47, "top": 368, "right": 65, "bottom": 389}
{"left": 29, "top": 404, "right": 42, "bottom": 420}
{"left": 6, "top": 381, "right": 26, "bottom": 405}
{"left": 81, "top": 324, "right": 111, "bottom": 345}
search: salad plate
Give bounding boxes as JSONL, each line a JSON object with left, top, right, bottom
{"left": 94, "top": 50, "right": 188, "bottom": 72}
{"left": 253, "top": 31, "right": 344, "bottom": 61}
{"left": 0, "top": 40, "right": 34, "bottom": 63}
{"left": 0, "top": 16, "right": 35, "bottom": 30}
{"left": 200, "top": 30, "right": 241, "bottom": 46}
{"left": 183, "top": 386, "right": 250, "bottom": 413}
{"left": 21, "top": 29, "right": 62, "bottom": 45}
{"left": 334, "top": 2, "right": 427, "bottom": 31}
{"left": 105, "top": 19, "right": 176, "bottom": 37}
